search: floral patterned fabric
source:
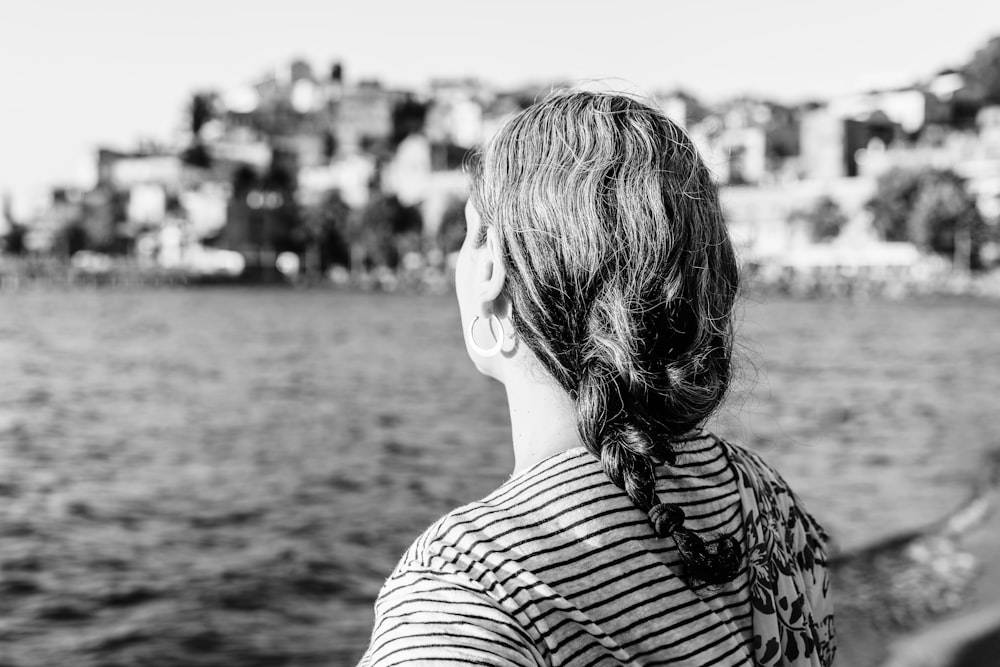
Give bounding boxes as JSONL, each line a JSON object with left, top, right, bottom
{"left": 723, "top": 440, "right": 837, "bottom": 667}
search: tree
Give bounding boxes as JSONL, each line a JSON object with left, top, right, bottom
{"left": 231, "top": 164, "right": 258, "bottom": 196}
{"left": 1, "top": 196, "right": 26, "bottom": 255}
{"left": 437, "top": 197, "right": 467, "bottom": 253}
{"left": 79, "top": 189, "right": 128, "bottom": 254}
{"left": 2, "top": 222, "right": 27, "bottom": 255}
{"left": 262, "top": 157, "right": 306, "bottom": 256}
{"left": 866, "top": 168, "right": 926, "bottom": 243}
{"left": 963, "top": 35, "right": 1000, "bottom": 105}
{"left": 358, "top": 196, "right": 396, "bottom": 269}
{"left": 189, "top": 92, "right": 217, "bottom": 138}
{"left": 181, "top": 143, "right": 212, "bottom": 168}
{"left": 910, "top": 173, "right": 988, "bottom": 270}
{"left": 304, "top": 190, "right": 353, "bottom": 271}
{"left": 391, "top": 95, "right": 429, "bottom": 148}
{"left": 183, "top": 92, "right": 218, "bottom": 168}
{"left": 789, "top": 196, "right": 848, "bottom": 242}
{"left": 867, "top": 167, "right": 991, "bottom": 269}
{"left": 357, "top": 195, "right": 423, "bottom": 269}
{"left": 322, "top": 131, "right": 338, "bottom": 162}
{"left": 57, "top": 223, "right": 88, "bottom": 257}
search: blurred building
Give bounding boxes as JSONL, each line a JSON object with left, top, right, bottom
{"left": 797, "top": 78, "right": 978, "bottom": 181}
{"left": 298, "top": 151, "right": 377, "bottom": 210}
{"left": 16, "top": 52, "right": 998, "bottom": 278}
{"left": 381, "top": 133, "right": 467, "bottom": 238}
{"left": 335, "top": 81, "right": 396, "bottom": 153}
{"left": 221, "top": 168, "right": 297, "bottom": 272}
{"left": 179, "top": 183, "right": 229, "bottom": 240}
{"left": 205, "top": 127, "right": 272, "bottom": 172}
{"left": 21, "top": 187, "right": 87, "bottom": 253}
{"left": 653, "top": 91, "right": 692, "bottom": 129}
{"left": 722, "top": 177, "right": 877, "bottom": 261}
{"left": 97, "top": 149, "right": 184, "bottom": 191}
{"left": 690, "top": 98, "right": 799, "bottom": 185}
{"left": 425, "top": 78, "right": 486, "bottom": 149}
{"left": 481, "top": 94, "right": 528, "bottom": 147}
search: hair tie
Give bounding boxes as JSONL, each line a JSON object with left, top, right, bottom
{"left": 648, "top": 503, "right": 685, "bottom": 536}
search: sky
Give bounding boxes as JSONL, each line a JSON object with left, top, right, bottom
{"left": 2, "top": 0, "right": 998, "bottom": 216}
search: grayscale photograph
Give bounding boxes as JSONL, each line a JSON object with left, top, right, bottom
{"left": 2, "top": 2, "right": 1000, "bottom": 666}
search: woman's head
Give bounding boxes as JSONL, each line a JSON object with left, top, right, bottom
{"left": 461, "top": 90, "right": 742, "bottom": 584}
{"left": 469, "top": 91, "right": 738, "bottom": 435}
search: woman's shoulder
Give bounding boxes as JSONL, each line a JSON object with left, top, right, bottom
{"left": 364, "top": 486, "right": 555, "bottom": 667}
{"left": 400, "top": 447, "right": 602, "bottom": 567}
{"left": 703, "top": 432, "right": 836, "bottom": 666}
{"left": 709, "top": 433, "right": 804, "bottom": 500}
{"left": 709, "top": 432, "right": 832, "bottom": 552}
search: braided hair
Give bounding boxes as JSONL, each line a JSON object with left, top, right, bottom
{"left": 469, "top": 91, "right": 741, "bottom": 585}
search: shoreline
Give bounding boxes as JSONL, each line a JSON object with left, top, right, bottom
{"left": 883, "top": 501, "right": 1000, "bottom": 667}
{"left": 3, "top": 268, "right": 1000, "bottom": 303}
{"left": 4, "top": 252, "right": 1000, "bottom": 299}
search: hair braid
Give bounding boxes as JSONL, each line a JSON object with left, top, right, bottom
{"left": 577, "top": 297, "right": 741, "bottom": 586}
{"left": 470, "top": 90, "right": 743, "bottom": 586}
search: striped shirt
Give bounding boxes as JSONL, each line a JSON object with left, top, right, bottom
{"left": 358, "top": 433, "right": 834, "bottom": 666}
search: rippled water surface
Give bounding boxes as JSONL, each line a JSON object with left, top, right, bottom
{"left": 1, "top": 288, "right": 998, "bottom": 665}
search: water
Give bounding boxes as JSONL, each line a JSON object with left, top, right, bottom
{"left": 1, "top": 288, "right": 998, "bottom": 666}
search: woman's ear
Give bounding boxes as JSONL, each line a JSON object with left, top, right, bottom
{"left": 475, "top": 225, "right": 507, "bottom": 311}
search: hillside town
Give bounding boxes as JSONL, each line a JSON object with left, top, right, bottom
{"left": 2, "top": 36, "right": 1000, "bottom": 294}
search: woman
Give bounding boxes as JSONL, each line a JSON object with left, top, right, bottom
{"left": 358, "top": 91, "right": 835, "bottom": 666}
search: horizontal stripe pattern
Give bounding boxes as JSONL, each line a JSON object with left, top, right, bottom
{"left": 358, "top": 434, "right": 810, "bottom": 666}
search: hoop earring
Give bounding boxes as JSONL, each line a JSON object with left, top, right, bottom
{"left": 469, "top": 314, "right": 505, "bottom": 358}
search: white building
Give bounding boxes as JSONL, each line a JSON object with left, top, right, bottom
{"left": 721, "top": 177, "right": 878, "bottom": 261}
{"left": 298, "top": 151, "right": 377, "bottom": 209}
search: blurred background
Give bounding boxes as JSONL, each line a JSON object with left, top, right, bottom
{"left": 2, "top": 2, "right": 1000, "bottom": 665}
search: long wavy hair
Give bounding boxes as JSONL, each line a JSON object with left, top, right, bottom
{"left": 468, "top": 91, "right": 741, "bottom": 585}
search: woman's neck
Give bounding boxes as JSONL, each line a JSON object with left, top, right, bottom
{"left": 502, "top": 365, "right": 585, "bottom": 475}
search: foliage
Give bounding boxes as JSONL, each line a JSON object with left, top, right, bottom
{"left": 436, "top": 197, "right": 467, "bottom": 253}
{"left": 305, "top": 190, "right": 353, "bottom": 269}
{"left": 2, "top": 221, "right": 28, "bottom": 255}
{"left": 58, "top": 224, "right": 88, "bottom": 257}
{"left": 910, "top": 175, "right": 989, "bottom": 270}
{"left": 866, "top": 168, "right": 924, "bottom": 243}
{"left": 963, "top": 35, "right": 1000, "bottom": 105}
{"left": 866, "top": 167, "right": 991, "bottom": 268}
{"left": 263, "top": 153, "right": 306, "bottom": 253}
{"left": 181, "top": 143, "right": 212, "bottom": 168}
{"left": 227, "top": 157, "right": 308, "bottom": 257}
{"left": 75, "top": 189, "right": 129, "bottom": 254}
{"left": 189, "top": 92, "right": 218, "bottom": 138}
{"left": 432, "top": 143, "right": 471, "bottom": 171}
{"left": 391, "top": 96, "right": 429, "bottom": 148}
{"left": 182, "top": 92, "right": 219, "bottom": 168}
{"left": 2, "top": 196, "right": 26, "bottom": 254}
{"left": 264, "top": 152, "right": 297, "bottom": 192}
{"left": 322, "top": 131, "right": 338, "bottom": 162}
{"left": 789, "top": 196, "right": 848, "bottom": 242}
{"left": 231, "top": 165, "right": 259, "bottom": 195}
{"left": 268, "top": 204, "right": 306, "bottom": 255}
{"left": 357, "top": 195, "right": 423, "bottom": 269}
